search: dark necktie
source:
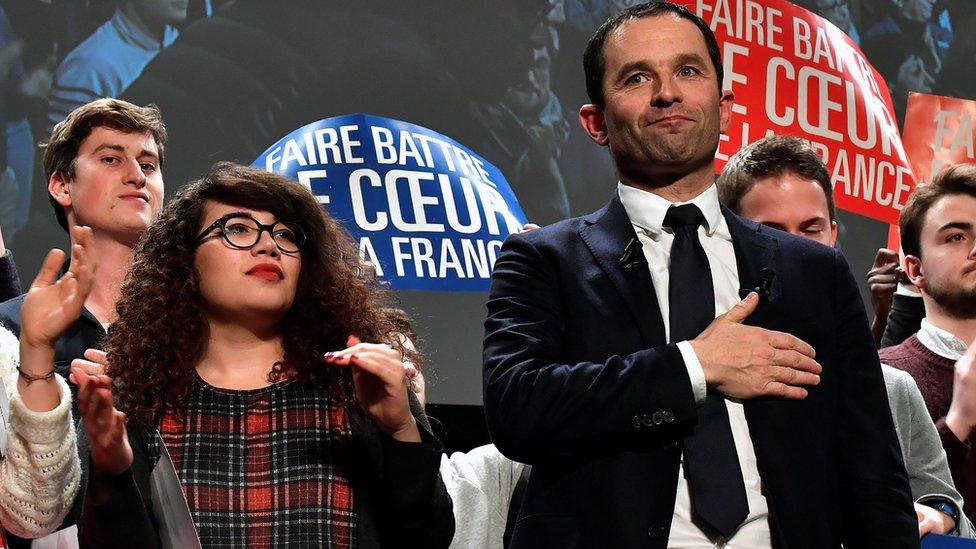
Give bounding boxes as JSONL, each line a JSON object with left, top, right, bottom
{"left": 663, "top": 204, "right": 748, "bottom": 539}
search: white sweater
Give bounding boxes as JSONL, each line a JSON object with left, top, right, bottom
{"left": 441, "top": 444, "right": 525, "bottom": 549}
{"left": 0, "top": 327, "right": 79, "bottom": 538}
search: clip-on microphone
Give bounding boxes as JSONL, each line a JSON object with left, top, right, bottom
{"left": 619, "top": 238, "right": 648, "bottom": 271}
{"left": 739, "top": 267, "right": 775, "bottom": 300}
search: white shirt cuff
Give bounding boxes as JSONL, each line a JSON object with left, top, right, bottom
{"left": 677, "top": 341, "right": 707, "bottom": 405}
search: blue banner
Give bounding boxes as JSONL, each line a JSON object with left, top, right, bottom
{"left": 254, "top": 114, "right": 527, "bottom": 291}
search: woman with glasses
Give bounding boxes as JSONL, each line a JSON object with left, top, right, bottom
{"left": 70, "top": 162, "right": 454, "bottom": 548}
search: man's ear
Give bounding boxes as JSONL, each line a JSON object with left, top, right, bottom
{"left": 719, "top": 89, "right": 735, "bottom": 134}
{"left": 579, "top": 104, "right": 609, "bottom": 146}
{"left": 828, "top": 220, "right": 838, "bottom": 247}
{"left": 48, "top": 172, "right": 72, "bottom": 208}
{"left": 904, "top": 255, "right": 925, "bottom": 290}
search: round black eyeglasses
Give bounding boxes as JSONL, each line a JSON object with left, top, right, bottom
{"left": 195, "top": 214, "right": 306, "bottom": 253}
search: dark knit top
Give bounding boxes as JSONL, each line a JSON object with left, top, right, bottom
{"left": 880, "top": 293, "right": 926, "bottom": 349}
{"left": 880, "top": 335, "right": 976, "bottom": 521}
{"left": 879, "top": 335, "right": 955, "bottom": 419}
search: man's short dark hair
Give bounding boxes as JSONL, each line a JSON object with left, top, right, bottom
{"left": 900, "top": 163, "right": 976, "bottom": 259}
{"left": 43, "top": 98, "right": 167, "bottom": 230}
{"left": 717, "top": 135, "right": 836, "bottom": 221}
{"left": 583, "top": 1, "right": 724, "bottom": 108}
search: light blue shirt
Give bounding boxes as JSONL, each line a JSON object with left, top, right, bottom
{"left": 47, "top": 10, "right": 179, "bottom": 129}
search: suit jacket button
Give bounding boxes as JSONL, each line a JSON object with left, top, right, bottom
{"left": 662, "top": 410, "right": 675, "bottom": 423}
{"left": 648, "top": 524, "right": 667, "bottom": 539}
{"left": 640, "top": 413, "right": 655, "bottom": 427}
{"left": 632, "top": 415, "right": 642, "bottom": 429}
{"left": 651, "top": 411, "right": 665, "bottom": 425}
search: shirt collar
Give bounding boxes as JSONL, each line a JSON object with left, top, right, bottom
{"left": 917, "top": 318, "right": 969, "bottom": 360}
{"left": 617, "top": 182, "right": 727, "bottom": 239}
{"left": 112, "top": 9, "right": 179, "bottom": 51}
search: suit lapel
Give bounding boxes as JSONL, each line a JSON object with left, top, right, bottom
{"left": 577, "top": 202, "right": 776, "bottom": 348}
{"left": 579, "top": 195, "right": 666, "bottom": 347}
{"left": 723, "top": 206, "right": 780, "bottom": 312}
{"left": 725, "top": 206, "right": 798, "bottom": 526}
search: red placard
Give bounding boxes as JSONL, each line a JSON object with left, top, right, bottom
{"left": 673, "top": 0, "right": 916, "bottom": 225}
{"left": 902, "top": 92, "right": 976, "bottom": 185}
{"left": 889, "top": 92, "right": 976, "bottom": 248}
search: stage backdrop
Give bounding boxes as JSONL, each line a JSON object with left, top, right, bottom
{"left": 7, "top": 1, "right": 974, "bottom": 426}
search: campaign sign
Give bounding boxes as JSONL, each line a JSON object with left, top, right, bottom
{"left": 254, "top": 114, "right": 527, "bottom": 291}
{"left": 887, "top": 92, "right": 976, "bottom": 248}
{"left": 676, "top": 0, "right": 915, "bottom": 225}
{"left": 903, "top": 92, "right": 976, "bottom": 185}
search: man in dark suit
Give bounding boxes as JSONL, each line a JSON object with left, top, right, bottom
{"left": 482, "top": 2, "right": 918, "bottom": 547}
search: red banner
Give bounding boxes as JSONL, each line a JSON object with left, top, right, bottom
{"left": 891, "top": 92, "right": 976, "bottom": 248}
{"left": 674, "top": 0, "right": 915, "bottom": 225}
{"left": 902, "top": 92, "right": 976, "bottom": 185}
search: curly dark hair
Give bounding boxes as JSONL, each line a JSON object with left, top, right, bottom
{"left": 106, "top": 162, "right": 417, "bottom": 426}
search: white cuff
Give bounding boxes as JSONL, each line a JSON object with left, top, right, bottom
{"left": 677, "top": 341, "right": 707, "bottom": 405}
{"left": 6, "top": 374, "right": 73, "bottom": 443}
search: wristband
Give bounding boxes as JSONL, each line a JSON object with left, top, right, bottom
{"left": 16, "top": 367, "right": 55, "bottom": 385}
{"left": 920, "top": 497, "right": 960, "bottom": 534}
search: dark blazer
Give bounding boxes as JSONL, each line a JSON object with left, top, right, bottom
{"left": 483, "top": 194, "right": 918, "bottom": 548}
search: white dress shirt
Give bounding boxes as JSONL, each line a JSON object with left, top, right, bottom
{"left": 617, "top": 183, "right": 771, "bottom": 548}
{"left": 916, "top": 318, "right": 968, "bottom": 361}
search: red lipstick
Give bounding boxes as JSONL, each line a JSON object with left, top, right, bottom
{"left": 246, "top": 263, "right": 283, "bottom": 281}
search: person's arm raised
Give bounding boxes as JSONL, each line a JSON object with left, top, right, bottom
{"left": 19, "top": 225, "right": 95, "bottom": 411}
{"left": 73, "top": 365, "right": 131, "bottom": 478}
{"left": 325, "top": 335, "right": 420, "bottom": 442}
{"left": 867, "top": 248, "right": 900, "bottom": 346}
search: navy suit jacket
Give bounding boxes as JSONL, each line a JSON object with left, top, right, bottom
{"left": 482, "top": 195, "right": 918, "bottom": 548}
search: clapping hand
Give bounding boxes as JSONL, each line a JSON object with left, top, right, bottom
{"left": 946, "top": 338, "right": 976, "bottom": 443}
{"left": 21, "top": 226, "right": 96, "bottom": 349}
{"left": 70, "top": 348, "right": 108, "bottom": 378}
{"left": 72, "top": 358, "right": 132, "bottom": 477}
{"left": 866, "top": 248, "right": 904, "bottom": 344}
{"left": 324, "top": 335, "right": 420, "bottom": 442}
{"left": 16, "top": 226, "right": 95, "bottom": 411}
{"left": 867, "top": 249, "right": 899, "bottom": 320}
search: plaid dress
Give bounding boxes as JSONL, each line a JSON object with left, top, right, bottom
{"left": 160, "top": 377, "right": 356, "bottom": 548}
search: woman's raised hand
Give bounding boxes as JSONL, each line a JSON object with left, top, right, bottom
{"left": 21, "top": 226, "right": 96, "bottom": 349}
{"left": 72, "top": 362, "right": 132, "bottom": 476}
{"left": 324, "top": 335, "right": 420, "bottom": 442}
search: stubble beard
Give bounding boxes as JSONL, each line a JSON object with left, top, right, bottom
{"left": 611, "top": 119, "right": 718, "bottom": 185}
{"left": 928, "top": 278, "right": 976, "bottom": 319}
